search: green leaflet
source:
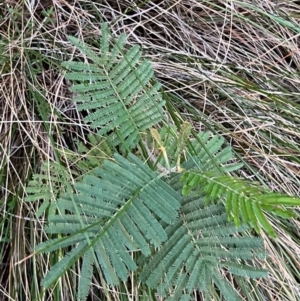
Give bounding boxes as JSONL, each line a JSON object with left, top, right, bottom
{"left": 259, "top": 194, "right": 300, "bottom": 206}
{"left": 252, "top": 202, "right": 276, "bottom": 238}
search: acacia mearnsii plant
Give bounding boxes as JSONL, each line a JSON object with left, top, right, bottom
{"left": 25, "top": 23, "right": 300, "bottom": 301}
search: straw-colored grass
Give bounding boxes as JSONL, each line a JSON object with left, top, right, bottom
{"left": 1, "top": 0, "right": 299, "bottom": 300}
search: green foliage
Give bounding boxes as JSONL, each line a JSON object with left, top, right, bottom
{"left": 186, "top": 131, "right": 244, "bottom": 173}
{"left": 62, "top": 23, "right": 165, "bottom": 152}
{"left": 141, "top": 125, "right": 243, "bottom": 175}
{"left": 180, "top": 171, "right": 300, "bottom": 238}
{"left": 36, "top": 153, "right": 181, "bottom": 298}
{"left": 139, "top": 173, "right": 267, "bottom": 301}
{"left": 25, "top": 22, "right": 300, "bottom": 301}
{"left": 25, "top": 161, "right": 74, "bottom": 218}
{"left": 31, "top": 132, "right": 271, "bottom": 301}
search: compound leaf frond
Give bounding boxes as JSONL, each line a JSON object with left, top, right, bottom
{"left": 37, "top": 153, "right": 181, "bottom": 291}
{"left": 63, "top": 23, "right": 165, "bottom": 152}
{"left": 181, "top": 171, "right": 300, "bottom": 238}
{"left": 140, "top": 175, "right": 267, "bottom": 301}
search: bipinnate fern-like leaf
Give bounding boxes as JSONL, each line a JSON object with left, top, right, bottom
{"left": 139, "top": 174, "right": 267, "bottom": 301}
{"left": 180, "top": 171, "right": 300, "bottom": 238}
{"left": 63, "top": 23, "right": 165, "bottom": 151}
{"left": 25, "top": 17, "right": 296, "bottom": 300}
{"left": 36, "top": 153, "right": 181, "bottom": 299}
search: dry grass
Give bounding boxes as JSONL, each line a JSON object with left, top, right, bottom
{"left": 0, "top": 0, "right": 299, "bottom": 300}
